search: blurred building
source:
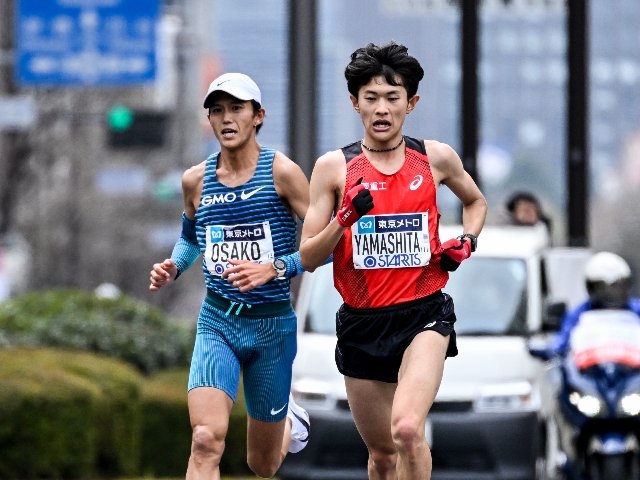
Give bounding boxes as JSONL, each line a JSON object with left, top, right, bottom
{"left": 201, "top": 0, "right": 640, "bottom": 293}
{"left": 210, "top": 0, "right": 639, "bottom": 230}
{"left": 2, "top": 0, "right": 639, "bottom": 307}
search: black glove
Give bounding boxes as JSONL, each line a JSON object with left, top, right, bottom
{"left": 337, "top": 177, "right": 374, "bottom": 227}
{"left": 438, "top": 237, "right": 472, "bottom": 271}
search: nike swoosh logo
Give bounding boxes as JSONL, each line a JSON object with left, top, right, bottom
{"left": 270, "top": 403, "right": 287, "bottom": 416}
{"left": 292, "top": 410, "right": 310, "bottom": 441}
{"left": 240, "top": 186, "right": 267, "bottom": 200}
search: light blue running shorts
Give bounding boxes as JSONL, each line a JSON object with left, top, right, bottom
{"left": 188, "top": 294, "right": 297, "bottom": 422}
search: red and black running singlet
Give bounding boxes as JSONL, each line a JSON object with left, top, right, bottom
{"left": 333, "top": 136, "right": 449, "bottom": 308}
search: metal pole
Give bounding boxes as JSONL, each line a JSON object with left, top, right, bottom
{"left": 0, "top": 0, "right": 20, "bottom": 236}
{"left": 460, "top": 0, "right": 480, "bottom": 188}
{"left": 566, "top": 0, "right": 589, "bottom": 247}
{"left": 288, "top": 0, "right": 317, "bottom": 177}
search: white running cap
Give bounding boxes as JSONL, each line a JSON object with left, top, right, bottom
{"left": 203, "top": 73, "right": 262, "bottom": 108}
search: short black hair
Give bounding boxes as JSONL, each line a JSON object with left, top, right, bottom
{"left": 506, "top": 191, "right": 541, "bottom": 213}
{"left": 344, "top": 42, "right": 424, "bottom": 99}
{"left": 506, "top": 190, "right": 553, "bottom": 234}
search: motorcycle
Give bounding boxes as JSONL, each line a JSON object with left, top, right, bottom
{"left": 530, "top": 309, "right": 640, "bottom": 480}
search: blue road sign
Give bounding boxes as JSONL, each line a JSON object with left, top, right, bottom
{"left": 16, "top": 0, "right": 159, "bottom": 86}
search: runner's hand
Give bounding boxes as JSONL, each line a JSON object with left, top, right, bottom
{"left": 149, "top": 259, "right": 177, "bottom": 291}
{"left": 223, "top": 259, "right": 275, "bottom": 292}
{"left": 438, "top": 238, "right": 472, "bottom": 271}
{"left": 337, "top": 177, "right": 374, "bottom": 227}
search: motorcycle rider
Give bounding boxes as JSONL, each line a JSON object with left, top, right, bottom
{"left": 528, "top": 252, "right": 640, "bottom": 479}
{"left": 548, "top": 251, "right": 640, "bottom": 356}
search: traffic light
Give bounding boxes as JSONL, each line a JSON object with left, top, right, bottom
{"left": 106, "top": 105, "right": 168, "bottom": 148}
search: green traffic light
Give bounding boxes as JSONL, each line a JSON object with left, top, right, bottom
{"left": 107, "top": 105, "right": 134, "bottom": 131}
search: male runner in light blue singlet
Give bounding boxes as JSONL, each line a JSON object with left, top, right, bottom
{"left": 149, "top": 72, "right": 310, "bottom": 479}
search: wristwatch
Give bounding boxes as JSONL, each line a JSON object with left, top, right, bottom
{"left": 273, "top": 258, "right": 287, "bottom": 279}
{"left": 457, "top": 233, "right": 478, "bottom": 252}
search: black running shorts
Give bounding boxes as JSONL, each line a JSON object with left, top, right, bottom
{"left": 335, "top": 290, "right": 458, "bottom": 383}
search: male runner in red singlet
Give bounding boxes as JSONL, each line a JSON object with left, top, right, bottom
{"left": 300, "top": 42, "right": 487, "bottom": 480}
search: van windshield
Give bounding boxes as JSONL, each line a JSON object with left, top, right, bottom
{"left": 302, "top": 257, "right": 528, "bottom": 336}
{"left": 443, "top": 257, "right": 528, "bottom": 335}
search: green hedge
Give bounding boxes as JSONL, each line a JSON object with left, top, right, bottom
{"left": 140, "top": 369, "right": 250, "bottom": 477}
{"left": 0, "top": 289, "right": 192, "bottom": 374}
{"left": 0, "top": 349, "right": 251, "bottom": 479}
{"left": 0, "top": 289, "right": 253, "bottom": 478}
{"left": 0, "top": 348, "right": 142, "bottom": 479}
{"left": 140, "top": 369, "right": 192, "bottom": 477}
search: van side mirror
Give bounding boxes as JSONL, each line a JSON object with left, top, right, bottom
{"left": 542, "top": 300, "right": 566, "bottom": 331}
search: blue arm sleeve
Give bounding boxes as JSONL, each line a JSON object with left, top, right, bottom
{"left": 281, "top": 251, "right": 333, "bottom": 280}
{"left": 171, "top": 213, "right": 200, "bottom": 278}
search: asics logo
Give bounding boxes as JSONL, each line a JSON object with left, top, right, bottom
{"left": 409, "top": 175, "right": 423, "bottom": 191}
{"left": 424, "top": 321, "right": 436, "bottom": 328}
{"left": 201, "top": 186, "right": 267, "bottom": 205}
{"left": 240, "top": 186, "right": 266, "bottom": 200}
{"left": 270, "top": 403, "right": 287, "bottom": 415}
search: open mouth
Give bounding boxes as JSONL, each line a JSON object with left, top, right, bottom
{"left": 373, "top": 120, "right": 391, "bottom": 129}
{"left": 220, "top": 128, "right": 237, "bottom": 138}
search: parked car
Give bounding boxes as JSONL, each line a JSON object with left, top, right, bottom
{"left": 279, "top": 224, "right": 589, "bottom": 480}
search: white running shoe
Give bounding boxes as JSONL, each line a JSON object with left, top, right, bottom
{"left": 287, "top": 393, "right": 310, "bottom": 453}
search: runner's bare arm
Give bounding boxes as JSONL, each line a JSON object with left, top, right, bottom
{"left": 182, "top": 161, "right": 206, "bottom": 219}
{"left": 427, "top": 140, "right": 487, "bottom": 236}
{"left": 148, "top": 162, "right": 205, "bottom": 291}
{"left": 300, "top": 151, "right": 347, "bottom": 271}
{"left": 273, "top": 151, "right": 310, "bottom": 221}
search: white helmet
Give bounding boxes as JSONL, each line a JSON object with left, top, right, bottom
{"left": 584, "top": 252, "right": 632, "bottom": 308}
{"left": 584, "top": 252, "right": 631, "bottom": 285}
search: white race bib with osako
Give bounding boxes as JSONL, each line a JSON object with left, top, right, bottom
{"left": 205, "top": 222, "right": 275, "bottom": 276}
{"left": 351, "top": 212, "right": 431, "bottom": 269}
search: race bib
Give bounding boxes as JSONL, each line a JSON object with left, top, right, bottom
{"left": 351, "top": 212, "right": 431, "bottom": 269}
{"left": 204, "top": 222, "right": 275, "bottom": 276}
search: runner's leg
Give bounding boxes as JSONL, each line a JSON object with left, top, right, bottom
{"left": 246, "top": 416, "right": 288, "bottom": 477}
{"left": 186, "top": 387, "right": 234, "bottom": 480}
{"left": 345, "top": 376, "right": 398, "bottom": 480}
{"left": 186, "top": 301, "right": 242, "bottom": 479}
{"left": 393, "top": 330, "right": 448, "bottom": 480}
{"left": 244, "top": 311, "right": 299, "bottom": 477}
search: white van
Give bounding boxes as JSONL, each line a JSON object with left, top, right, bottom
{"left": 280, "top": 225, "right": 588, "bottom": 480}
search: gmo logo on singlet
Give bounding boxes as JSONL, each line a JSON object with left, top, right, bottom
{"left": 209, "top": 226, "right": 224, "bottom": 243}
{"left": 201, "top": 193, "right": 237, "bottom": 205}
{"left": 201, "top": 187, "right": 266, "bottom": 205}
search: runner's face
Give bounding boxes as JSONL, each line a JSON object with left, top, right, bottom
{"left": 351, "top": 75, "right": 418, "bottom": 145}
{"left": 513, "top": 200, "right": 540, "bottom": 225}
{"left": 207, "top": 93, "right": 263, "bottom": 148}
